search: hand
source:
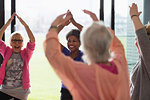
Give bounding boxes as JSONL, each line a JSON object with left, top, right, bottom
{"left": 51, "top": 13, "right": 72, "bottom": 27}
{"left": 83, "top": 9, "right": 98, "bottom": 21}
{"left": 16, "top": 14, "right": 28, "bottom": 26}
{"left": 10, "top": 13, "right": 16, "bottom": 20}
{"left": 7, "top": 13, "right": 16, "bottom": 25}
{"left": 61, "top": 10, "right": 72, "bottom": 26}
{"left": 129, "top": 3, "right": 142, "bottom": 17}
{"left": 67, "top": 10, "right": 75, "bottom": 23}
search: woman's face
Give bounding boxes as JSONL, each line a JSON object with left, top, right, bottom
{"left": 67, "top": 35, "right": 80, "bottom": 52}
{"left": 10, "top": 34, "right": 23, "bottom": 53}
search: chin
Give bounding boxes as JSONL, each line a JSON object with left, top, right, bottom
{"left": 13, "top": 49, "right": 21, "bottom": 53}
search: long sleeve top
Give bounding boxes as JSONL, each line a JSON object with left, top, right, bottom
{"left": 44, "top": 31, "right": 130, "bottom": 100}
{"left": 130, "top": 28, "right": 150, "bottom": 100}
{"left": 62, "top": 46, "right": 83, "bottom": 89}
{"left": 0, "top": 40, "right": 35, "bottom": 89}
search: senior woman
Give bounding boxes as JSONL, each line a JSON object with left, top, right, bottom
{"left": 44, "top": 10, "right": 130, "bottom": 100}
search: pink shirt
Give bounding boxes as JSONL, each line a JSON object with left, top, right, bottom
{"left": 44, "top": 31, "right": 130, "bottom": 100}
{"left": 0, "top": 40, "right": 35, "bottom": 89}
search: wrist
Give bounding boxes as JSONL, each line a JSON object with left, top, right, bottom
{"left": 131, "top": 15, "right": 138, "bottom": 19}
{"left": 49, "top": 25, "right": 58, "bottom": 32}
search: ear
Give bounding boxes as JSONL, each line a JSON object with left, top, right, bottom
{"left": 21, "top": 42, "right": 24, "bottom": 48}
{"left": 79, "top": 42, "right": 81, "bottom": 46}
{"left": 10, "top": 42, "right": 12, "bottom": 46}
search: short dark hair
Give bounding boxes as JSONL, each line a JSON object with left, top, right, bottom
{"left": 66, "top": 29, "right": 81, "bottom": 42}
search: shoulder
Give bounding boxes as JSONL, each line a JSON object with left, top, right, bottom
{"left": 62, "top": 46, "right": 70, "bottom": 56}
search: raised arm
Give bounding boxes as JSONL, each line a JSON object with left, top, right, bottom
{"left": 68, "top": 10, "right": 83, "bottom": 31}
{"left": 16, "top": 14, "right": 35, "bottom": 42}
{"left": 57, "top": 11, "right": 72, "bottom": 33}
{"left": 44, "top": 13, "right": 70, "bottom": 57}
{"left": 83, "top": 9, "right": 126, "bottom": 65}
{"left": 129, "top": 3, "right": 144, "bottom": 30}
{"left": 0, "top": 13, "right": 15, "bottom": 39}
{"left": 58, "top": 10, "right": 83, "bottom": 32}
{"left": 130, "top": 3, "right": 150, "bottom": 76}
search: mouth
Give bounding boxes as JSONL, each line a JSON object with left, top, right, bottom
{"left": 69, "top": 45, "right": 75, "bottom": 49}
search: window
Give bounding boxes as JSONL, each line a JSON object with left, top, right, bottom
{"left": 4, "top": 0, "right": 143, "bottom": 99}
{"left": 4, "top": 0, "right": 100, "bottom": 99}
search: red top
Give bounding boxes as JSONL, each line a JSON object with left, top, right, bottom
{"left": 98, "top": 61, "right": 118, "bottom": 74}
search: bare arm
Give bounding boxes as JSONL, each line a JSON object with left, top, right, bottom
{"left": 0, "top": 13, "right": 15, "bottom": 39}
{"left": 57, "top": 11, "right": 71, "bottom": 33}
{"left": 16, "top": 14, "right": 35, "bottom": 42}
{"left": 129, "top": 3, "right": 144, "bottom": 31}
{"left": 68, "top": 10, "right": 83, "bottom": 31}
{"left": 71, "top": 17, "right": 83, "bottom": 31}
{"left": 50, "top": 13, "right": 72, "bottom": 51}
{"left": 56, "top": 10, "right": 83, "bottom": 50}
{"left": 58, "top": 10, "right": 83, "bottom": 32}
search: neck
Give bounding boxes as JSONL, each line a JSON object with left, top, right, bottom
{"left": 98, "top": 61, "right": 111, "bottom": 66}
{"left": 70, "top": 50, "right": 79, "bottom": 59}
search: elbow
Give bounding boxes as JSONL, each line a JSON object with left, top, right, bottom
{"left": 32, "top": 37, "right": 35, "bottom": 42}
{"left": 30, "top": 37, "right": 35, "bottom": 42}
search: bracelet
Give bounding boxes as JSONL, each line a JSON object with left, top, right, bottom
{"left": 131, "top": 15, "right": 138, "bottom": 19}
{"left": 49, "top": 26, "right": 58, "bottom": 31}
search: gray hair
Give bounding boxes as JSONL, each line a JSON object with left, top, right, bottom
{"left": 81, "top": 21, "right": 113, "bottom": 64}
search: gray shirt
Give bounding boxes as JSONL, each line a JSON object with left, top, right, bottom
{"left": 0, "top": 53, "right": 30, "bottom": 100}
{"left": 130, "top": 28, "right": 150, "bottom": 100}
{"left": 3, "top": 53, "right": 23, "bottom": 88}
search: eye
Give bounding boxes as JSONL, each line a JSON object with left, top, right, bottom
{"left": 68, "top": 40, "right": 71, "bottom": 42}
{"left": 11, "top": 39, "right": 23, "bottom": 43}
{"left": 73, "top": 40, "right": 76, "bottom": 42}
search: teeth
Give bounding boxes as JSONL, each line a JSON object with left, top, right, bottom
{"left": 14, "top": 46, "right": 20, "bottom": 48}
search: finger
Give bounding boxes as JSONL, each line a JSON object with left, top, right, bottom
{"left": 82, "top": 9, "right": 86, "bottom": 13}
{"left": 138, "top": 12, "right": 142, "bottom": 16}
{"left": 83, "top": 11, "right": 89, "bottom": 14}
{"left": 12, "top": 13, "right": 16, "bottom": 16}
{"left": 62, "top": 15, "right": 71, "bottom": 24}
{"left": 67, "top": 10, "right": 70, "bottom": 13}
{"left": 129, "top": 6, "right": 131, "bottom": 9}
{"left": 64, "top": 15, "right": 72, "bottom": 21}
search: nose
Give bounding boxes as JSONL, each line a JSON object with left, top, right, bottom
{"left": 15, "top": 41, "right": 19, "bottom": 44}
{"left": 68, "top": 41, "right": 74, "bottom": 45}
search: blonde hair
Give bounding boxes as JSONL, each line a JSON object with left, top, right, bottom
{"left": 81, "top": 21, "right": 112, "bottom": 64}
{"left": 10, "top": 32, "right": 23, "bottom": 41}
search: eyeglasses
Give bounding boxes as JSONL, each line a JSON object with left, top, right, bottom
{"left": 11, "top": 39, "right": 23, "bottom": 44}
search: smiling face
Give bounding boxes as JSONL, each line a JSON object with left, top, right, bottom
{"left": 10, "top": 33, "right": 23, "bottom": 53}
{"left": 67, "top": 35, "right": 80, "bottom": 52}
